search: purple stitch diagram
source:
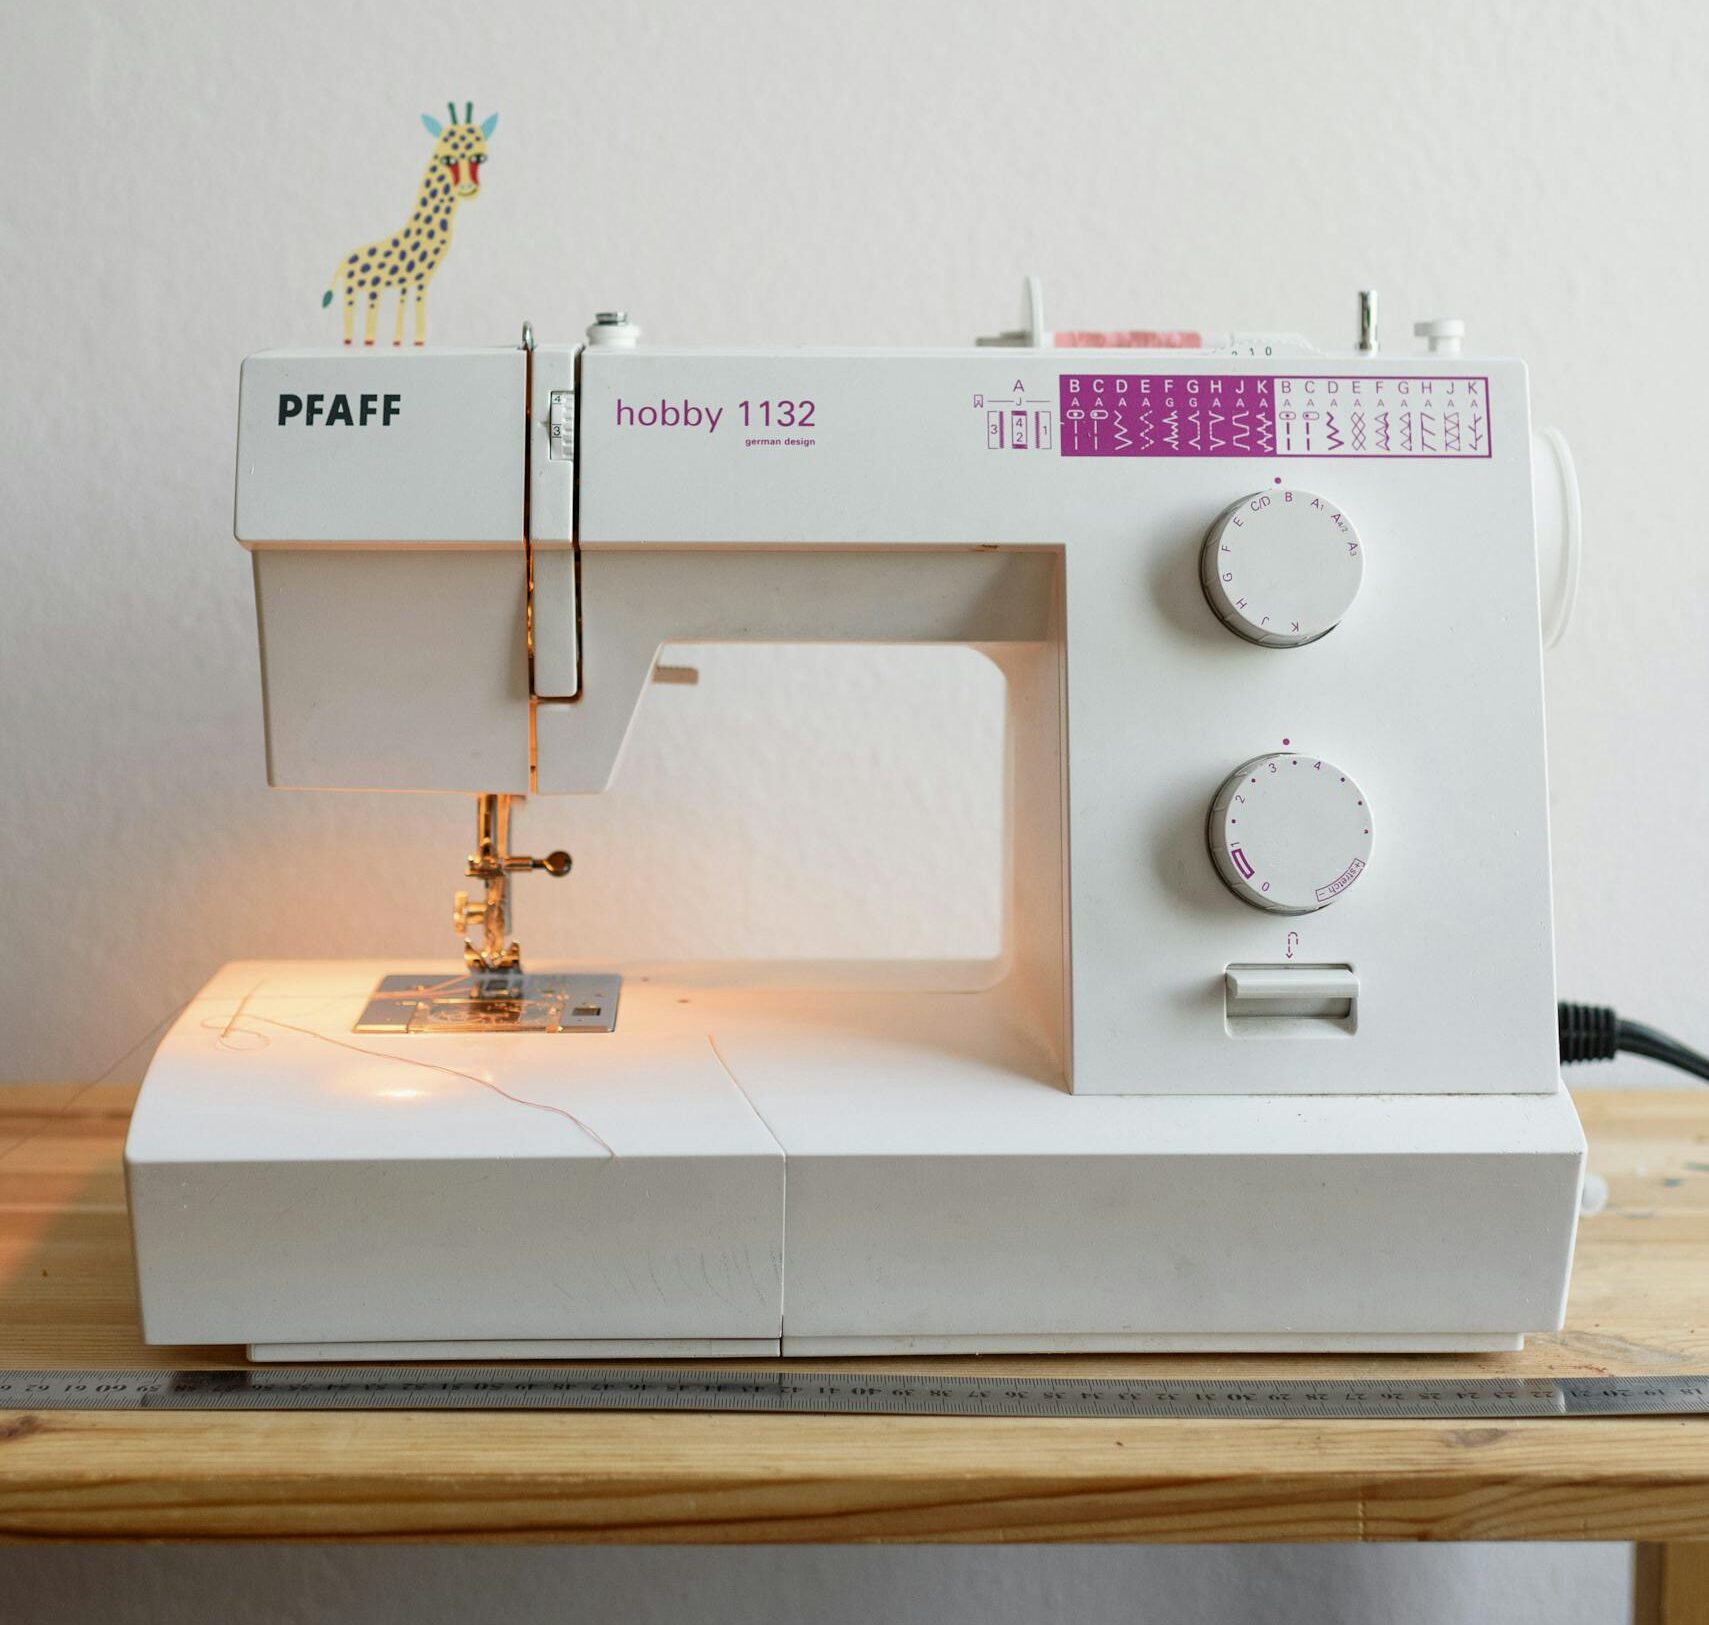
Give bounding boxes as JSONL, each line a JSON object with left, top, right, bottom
{"left": 1058, "top": 374, "right": 1491, "bottom": 458}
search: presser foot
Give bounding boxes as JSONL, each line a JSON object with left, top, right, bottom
{"left": 354, "top": 971, "right": 621, "bottom": 1034}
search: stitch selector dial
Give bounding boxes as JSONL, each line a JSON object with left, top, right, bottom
{"left": 1207, "top": 753, "right": 1373, "bottom": 914}
{"left": 1201, "top": 489, "right": 1363, "bottom": 646}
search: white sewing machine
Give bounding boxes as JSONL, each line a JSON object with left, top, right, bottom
{"left": 125, "top": 286, "right": 1588, "bottom": 1360}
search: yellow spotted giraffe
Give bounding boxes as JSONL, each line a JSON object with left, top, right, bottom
{"left": 322, "top": 102, "right": 497, "bottom": 347}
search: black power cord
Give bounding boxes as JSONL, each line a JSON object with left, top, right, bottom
{"left": 1559, "top": 1002, "right": 1709, "bottom": 1082}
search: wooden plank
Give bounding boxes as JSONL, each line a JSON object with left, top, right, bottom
{"left": 5, "top": 1405, "right": 1709, "bottom": 1543}
{"left": 0, "top": 1084, "right": 1707, "bottom": 1543}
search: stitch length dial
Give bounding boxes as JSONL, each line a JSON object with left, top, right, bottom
{"left": 1208, "top": 753, "right": 1373, "bottom": 914}
{"left": 1201, "top": 489, "right": 1363, "bottom": 646}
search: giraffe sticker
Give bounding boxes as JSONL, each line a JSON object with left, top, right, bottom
{"left": 322, "top": 102, "right": 498, "bottom": 347}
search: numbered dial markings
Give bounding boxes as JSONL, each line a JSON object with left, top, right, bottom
{"left": 1201, "top": 489, "right": 1363, "bottom": 647}
{"left": 1208, "top": 753, "right": 1373, "bottom": 914}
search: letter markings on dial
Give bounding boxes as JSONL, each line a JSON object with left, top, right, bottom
{"left": 1201, "top": 489, "right": 1363, "bottom": 647}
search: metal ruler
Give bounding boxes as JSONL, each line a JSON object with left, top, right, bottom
{"left": 3, "top": 1368, "right": 1707, "bottom": 1419}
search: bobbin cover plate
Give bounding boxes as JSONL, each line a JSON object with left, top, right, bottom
{"left": 1208, "top": 753, "right": 1373, "bottom": 914}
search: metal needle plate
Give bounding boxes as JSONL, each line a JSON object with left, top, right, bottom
{"left": 354, "top": 973, "right": 621, "bottom": 1034}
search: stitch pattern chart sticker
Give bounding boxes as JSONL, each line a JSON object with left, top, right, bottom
{"left": 1058, "top": 374, "right": 1491, "bottom": 458}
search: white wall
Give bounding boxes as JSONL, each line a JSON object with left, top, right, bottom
{"left": 2, "top": 1, "right": 1701, "bottom": 1619}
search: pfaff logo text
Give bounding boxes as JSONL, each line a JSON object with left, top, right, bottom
{"left": 277, "top": 393, "right": 402, "bottom": 427}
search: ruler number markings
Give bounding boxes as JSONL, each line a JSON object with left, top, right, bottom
{"left": 0, "top": 1370, "right": 1706, "bottom": 1419}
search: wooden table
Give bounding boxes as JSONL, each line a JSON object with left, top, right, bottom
{"left": 2, "top": 1084, "right": 1706, "bottom": 1622}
